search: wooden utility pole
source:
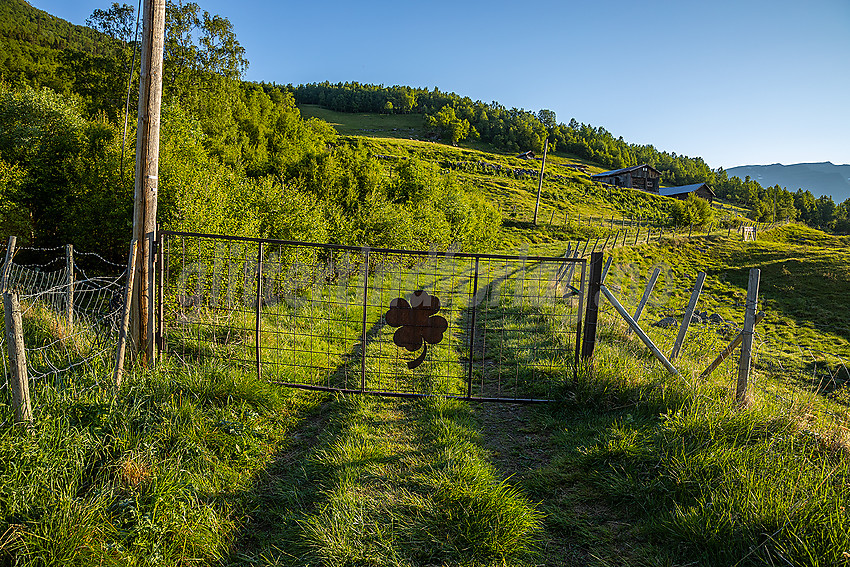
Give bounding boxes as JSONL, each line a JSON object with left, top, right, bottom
{"left": 533, "top": 137, "right": 549, "bottom": 226}
{"left": 130, "top": 0, "right": 165, "bottom": 364}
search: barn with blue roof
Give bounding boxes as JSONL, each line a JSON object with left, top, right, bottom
{"left": 659, "top": 183, "right": 716, "bottom": 203}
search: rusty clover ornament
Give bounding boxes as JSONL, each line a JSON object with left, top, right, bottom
{"left": 385, "top": 290, "right": 448, "bottom": 369}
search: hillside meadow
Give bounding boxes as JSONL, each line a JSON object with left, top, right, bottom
{"left": 1, "top": 1, "right": 849, "bottom": 562}
{"left": 1, "top": 114, "right": 849, "bottom": 565}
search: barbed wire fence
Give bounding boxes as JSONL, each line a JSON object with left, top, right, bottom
{"left": 0, "top": 239, "right": 127, "bottom": 426}
{"left": 0, "top": 227, "right": 846, "bottom": 434}
{"left": 595, "top": 258, "right": 850, "bottom": 431}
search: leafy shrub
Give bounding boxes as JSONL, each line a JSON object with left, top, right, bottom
{"left": 670, "top": 194, "right": 715, "bottom": 227}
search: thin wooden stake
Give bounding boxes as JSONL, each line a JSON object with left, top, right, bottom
{"left": 2, "top": 236, "right": 17, "bottom": 292}
{"left": 670, "top": 271, "right": 706, "bottom": 360}
{"left": 113, "top": 240, "right": 139, "bottom": 389}
{"left": 600, "top": 255, "right": 613, "bottom": 284}
{"left": 65, "top": 244, "right": 74, "bottom": 332}
{"left": 736, "top": 268, "right": 760, "bottom": 403}
{"left": 532, "top": 138, "right": 548, "bottom": 225}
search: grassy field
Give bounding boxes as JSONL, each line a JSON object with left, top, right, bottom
{"left": 297, "top": 105, "right": 427, "bottom": 140}
{"left": 1, "top": 124, "right": 849, "bottom": 565}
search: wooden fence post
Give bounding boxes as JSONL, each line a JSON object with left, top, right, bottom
{"left": 65, "top": 244, "right": 74, "bottom": 332}
{"left": 581, "top": 252, "right": 603, "bottom": 360}
{"left": 4, "top": 292, "right": 31, "bottom": 428}
{"left": 736, "top": 268, "right": 760, "bottom": 403}
{"left": 670, "top": 271, "right": 706, "bottom": 360}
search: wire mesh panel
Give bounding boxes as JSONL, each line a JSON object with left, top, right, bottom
{"left": 1, "top": 245, "right": 126, "bottom": 391}
{"left": 160, "top": 231, "right": 586, "bottom": 402}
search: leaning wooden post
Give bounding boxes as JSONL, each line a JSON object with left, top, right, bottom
{"left": 600, "top": 255, "right": 613, "bottom": 284}
{"left": 670, "top": 271, "right": 706, "bottom": 360}
{"left": 114, "top": 240, "right": 139, "bottom": 389}
{"left": 700, "top": 311, "right": 765, "bottom": 379}
{"left": 629, "top": 267, "right": 661, "bottom": 335}
{"left": 65, "top": 244, "right": 74, "bottom": 332}
{"left": 600, "top": 284, "right": 681, "bottom": 378}
{"left": 736, "top": 268, "right": 760, "bottom": 403}
{"left": 4, "top": 292, "right": 32, "bottom": 428}
{"left": 581, "top": 252, "right": 603, "bottom": 360}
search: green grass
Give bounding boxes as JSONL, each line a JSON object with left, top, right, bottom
{"left": 480, "top": 321, "right": 850, "bottom": 565}
{"left": 2, "top": 130, "right": 850, "bottom": 565}
{"left": 298, "top": 105, "right": 426, "bottom": 139}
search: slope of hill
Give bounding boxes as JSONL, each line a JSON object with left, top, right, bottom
{"left": 727, "top": 162, "right": 850, "bottom": 203}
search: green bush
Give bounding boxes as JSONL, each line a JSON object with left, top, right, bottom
{"left": 670, "top": 194, "right": 715, "bottom": 227}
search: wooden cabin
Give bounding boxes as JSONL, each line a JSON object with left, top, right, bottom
{"left": 658, "top": 182, "right": 716, "bottom": 203}
{"left": 590, "top": 164, "right": 661, "bottom": 193}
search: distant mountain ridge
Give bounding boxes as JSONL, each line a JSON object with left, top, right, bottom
{"left": 725, "top": 162, "right": 850, "bottom": 203}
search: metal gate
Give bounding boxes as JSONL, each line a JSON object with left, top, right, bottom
{"left": 156, "top": 231, "right": 586, "bottom": 402}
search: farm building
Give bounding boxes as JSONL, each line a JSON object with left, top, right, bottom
{"left": 659, "top": 182, "right": 716, "bottom": 203}
{"left": 590, "top": 164, "right": 661, "bottom": 193}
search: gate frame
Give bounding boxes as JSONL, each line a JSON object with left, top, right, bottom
{"left": 155, "top": 230, "right": 587, "bottom": 403}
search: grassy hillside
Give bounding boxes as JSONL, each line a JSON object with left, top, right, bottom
{"left": 1, "top": 122, "right": 849, "bottom": 565}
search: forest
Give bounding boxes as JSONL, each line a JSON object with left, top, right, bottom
{"left": 0, "top": 0, "right": 500, "bottom": 260}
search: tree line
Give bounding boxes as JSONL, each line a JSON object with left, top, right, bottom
{"left": 0, "top": 1, "right": 500, "bottom": 260}
{"left": 287, "top": 81, "right": 850, "bottom": 233}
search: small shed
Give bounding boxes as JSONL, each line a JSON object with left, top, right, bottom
{"left": 590, "top": 164, "right": 661, "bottom": 193}
{"left": 516, "top": 150, "right": 535, "bottom": 160}
{"left": 659, "top": 183, "right": 716, "bottom": 203}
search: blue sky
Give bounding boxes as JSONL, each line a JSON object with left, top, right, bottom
{"left": 31, "top": 0, "right": 850, "bottom": 169}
